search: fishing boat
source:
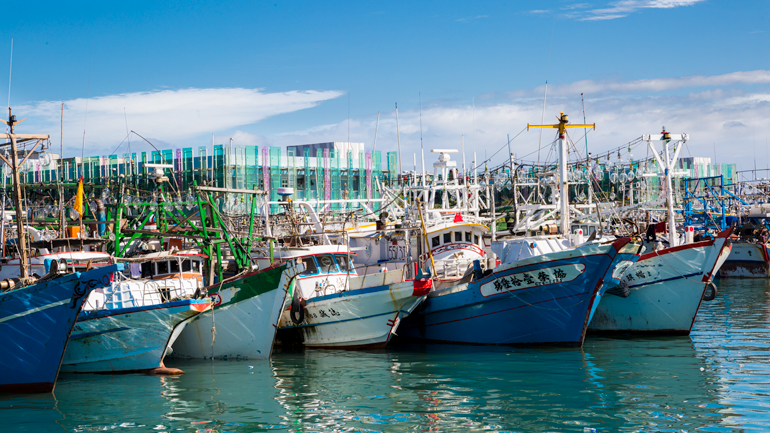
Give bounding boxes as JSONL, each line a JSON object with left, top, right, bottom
{"left": 719, "top": 241, "right": 769, "bottom": 277}
{"left": 0, "top": 264, "right": 123, "bottom": 392}
{"left": 62, "top": 298, "right": 210, "bottom": 373}
{"left": 253, "top": 196, "right": 431, "bottom": 349}
{"left": 398, "top": 237, "right": 633, "bottom": 346}
{"left": 588, "top": 227, "right": 732, "bottom": 334}
{"left": 170, "top": 262, "right": 296, "bottom": 359}
{"left": 275, "top": 248, "right": 431, "bottom": 348}
{"left": 60, "top": 254, "right": 211, "bottom": 373}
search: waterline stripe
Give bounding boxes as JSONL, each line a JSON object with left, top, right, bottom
{"left": 0, "top": 299, "right": 69, "bottom": 324}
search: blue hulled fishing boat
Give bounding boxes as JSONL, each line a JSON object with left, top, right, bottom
{"left": 0, "top": 264, "right": 123, "bottom": 393}
{"left": 398, "top": 237, "right": 632, "bottom": 346}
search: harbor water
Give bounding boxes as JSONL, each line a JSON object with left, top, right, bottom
{"left": 3, "top": 278, "right": 770, "bottom": 432}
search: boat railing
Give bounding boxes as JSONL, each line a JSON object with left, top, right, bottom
{"left": 85, "top": 271, "right": 199, "bottom": 311}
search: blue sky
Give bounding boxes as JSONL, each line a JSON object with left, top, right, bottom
{"left": 2, "top": 0, "right": 769, "bottom": 174}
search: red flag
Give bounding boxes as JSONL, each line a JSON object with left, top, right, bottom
{"left": 453, "top": 213, "right": 463, "bottom": 223}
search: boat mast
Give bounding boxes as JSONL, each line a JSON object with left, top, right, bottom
{"left": 0, "top": 109, "right": 48, "bottom": 279}
{"left": 643, "top": 128, "right": 687, "bottom": 248}
{"left": 527, "top": 113, "right": 595, "bottom": 235}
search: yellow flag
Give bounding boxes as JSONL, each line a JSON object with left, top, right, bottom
{"left": 73, "top": 176, "right": 84, "bottom": 218}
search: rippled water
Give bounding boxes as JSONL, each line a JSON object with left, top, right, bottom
{"left": 3, "top": 278, "right": 770, "bottom": 432}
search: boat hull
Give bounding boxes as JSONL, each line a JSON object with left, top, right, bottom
{"left": 717, "top": 242, "right": 770, "bottom": 278}
{"left": 589, "top": 231, "right": 732, "bottom": 334}
{"left": 170, "top": 263, "right": 293, "bottom": 360}
{"left": 61, "top": 298, "right": 209, "bottom": 372}
{"left": 276, "top": 278, "right": 429, "bottom": 348}
{"left": 398, "top": 239, "right": 631, "bottom": 347}
{"left": 0, "top": 265, "right": 121, "bottom": 393}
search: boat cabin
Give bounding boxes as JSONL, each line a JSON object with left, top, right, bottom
{"left": 131, "top": 254, "right": 206, "bottom": 285}
{"left": 297, "top": 253, "right": 357, "bottom": 278}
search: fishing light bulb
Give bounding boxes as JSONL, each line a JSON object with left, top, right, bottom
{"left": 39, "top": 152, "right": 52, "bottom": 167}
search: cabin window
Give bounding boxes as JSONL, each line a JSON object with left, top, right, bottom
{"left": 465, "top": 232, "right": 472, "bottom": 242}
{"left": 317, "top": 255, "right": 337, "bottom": 273}
{"left": 443, "top": 233, "right": 451, "bottom": 244}
{"left": 300, "top": 257, "right": 318, "bottom": 275}
{"left": 474, "top": 235, "right": 480, "bottom": 246}
{"left": 157, "top": 261, "right": 169, "bottom": 275}
{"left": 455, "top": 232, "right": 462, "bottom": 242}
{"left": 182, "top": 260, "right": 191, "bottom": 272}
{"left": 170, "top": 260, "right": 180, "bottom": 273}
{"left": 141, "top": 262, "right": 154, "bottom": 278}
{"left": 432, "top": 236, "right": 440, "bottom": 248}
{"left": 192, "top": 260, "right": 201, "bottom": 273}
{"left": 335, "top": 254, "right": 354, "bottom": 273}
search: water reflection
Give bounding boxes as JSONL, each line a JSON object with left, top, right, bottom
{"left": 694, "top": 278, "right": 770, "bottom": 430}
{"left": 1, "top": 278, "right": 769, "bottom": 431}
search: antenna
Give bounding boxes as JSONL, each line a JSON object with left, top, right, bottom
{"left": 395, "top": 103, "right": 402, "bottom": 181}
{"left": 581, "top": 93, "right": 590, "bottom": 160}
{"left": 347, "top": 92, "right": 350, "bottom": 171}
{"left": 461, "top": 134, "right": 466, "bottom": 179}
{"left": 472, "top": 98, "right": 477, "bottom": 184}
{"left": 372, "top": 111, "right": 380, "bottom": 153}
{"left": 419, "top": 93, "right": 425, "bottom": 185}
{"left": 537, "top": 16, "right": 556, "bottom": 167}
{"left": 6, "top": 39, "right": 12, "bottom": 113}
{"left": 81, "top": 55, "right": 92, "bottom": 161}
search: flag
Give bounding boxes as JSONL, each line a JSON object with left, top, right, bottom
{"left": 453, "top": 212, "right": 463, "bottom": 223}
{"left": 73, "top": 176, "right": 84, "bottom": 218}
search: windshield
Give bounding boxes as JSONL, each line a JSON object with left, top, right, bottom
{"left": 316, "top": 255, "right": 337, "bottom": 273}
{"left": 334, "top": 254, "right": 355, "bottom": 273}
{"left": 300, "top": 257, "right": 318, "bottom": 275}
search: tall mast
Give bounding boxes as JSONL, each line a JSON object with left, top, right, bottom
{"left": 527, "top": 112, "right": 595, "bottom": 235}
{"left": 0, "top": 109, "right": 48, "bottom": 279}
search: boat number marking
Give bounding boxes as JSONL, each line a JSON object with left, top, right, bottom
{"left": 387, "top": 245, "right": 408, "bottom": 260}
{"left": 302, "top": 307, "right": 341, "bottom": 321}
{"left": 480, "top": 264, "right": 586, "bottom": 297}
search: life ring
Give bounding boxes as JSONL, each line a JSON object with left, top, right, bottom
{"left": 702, "top": 281, "right": 717, "bottom": 301}
{"left": 290, "top": 287, "right": 305, "bottom": 324}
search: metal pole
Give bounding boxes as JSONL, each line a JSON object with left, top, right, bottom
{"left": 664, "top": 140, "right": 678, "bottom": 247}
{"left": 559, "top": 133, "right": 569, "bottom": 235}
{"left": 8, "top": 109, "right": 28, "bottom": 279}
{"left": 395, "top": 103, "right": 402, "bottom": 185}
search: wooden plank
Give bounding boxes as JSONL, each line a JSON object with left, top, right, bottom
{"left": 0, "top": 134, "right": 50, "bottom": 140}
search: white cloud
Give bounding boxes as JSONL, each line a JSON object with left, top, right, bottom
{"left": 269, "top": 72, "right": 768, "bottom": 174}
{"left": 14, "top": 87, "right": 343, "bottom": 155}
{"left": 576, "top": 0, "right": 704, "bottom": 20}
{"left": 9, "top": 71, "right": 767, "bottom": 174}
{"left": 527, "top": 70, "right": 770, "bottom": 97}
